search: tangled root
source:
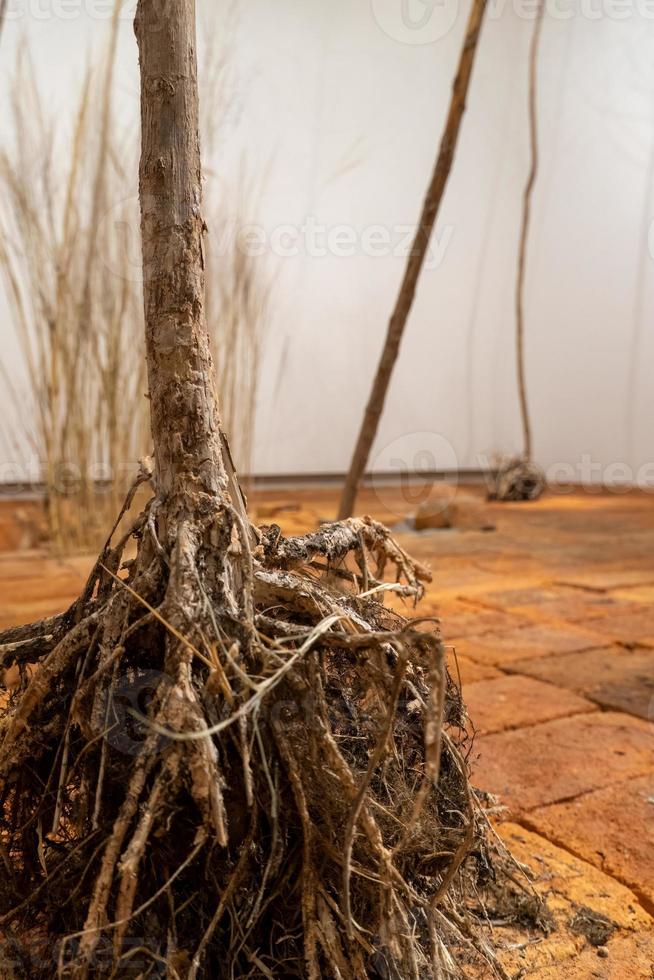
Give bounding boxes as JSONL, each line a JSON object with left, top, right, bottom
{"left": 0, "top": 481, "right": 522, "bottom": 979}
{"left": 488, "top": 456, "right": 545, "bottom": 503}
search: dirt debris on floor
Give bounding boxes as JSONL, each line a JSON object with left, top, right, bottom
{"left": 0, "top": 482, "right": 653, "bottom": 976}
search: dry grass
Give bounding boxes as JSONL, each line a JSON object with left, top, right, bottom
{"left": 0, "top": 3, "right": 270, "bottom": 551}
{"left": 0, "top": 6, "right": 144, "bottom": 552}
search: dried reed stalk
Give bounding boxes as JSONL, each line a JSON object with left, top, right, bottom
{"left": 0, "top": 4, "right": 269, "bottom": 549}
{"left": 0, "top": 13, "right": 145, "bottom": 552}
{"left": 490, "top": 0, "right": 546, "bottom": 502}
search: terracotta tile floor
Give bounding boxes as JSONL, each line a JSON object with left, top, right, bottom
{"left": 1, "top": 483, "right": 653, "bottom": 976}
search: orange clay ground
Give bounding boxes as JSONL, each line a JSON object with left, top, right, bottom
{"left": 0, "top": 483, "right": 653, "bottom": 977}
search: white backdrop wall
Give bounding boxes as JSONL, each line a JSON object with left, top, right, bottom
{"left": 1, "top": 0, "right": 653, "bottom": 482}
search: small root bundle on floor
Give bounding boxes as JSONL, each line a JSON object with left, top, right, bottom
{"left": 488, "top": 457, "right": 545, "bottom": 503}
{"left": 0, "top": 485, "right": 524, "bottom": 979}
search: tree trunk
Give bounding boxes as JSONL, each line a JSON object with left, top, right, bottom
{"left": 515, "top": 0, "right": 545, "bottom": 462}
{"left": 0, "top": 4, "right": 507, "bottom": 974}
{"left": 135, "top": 0, "right": 244, "bottom": 529}
{"left": 337, "top": 0, "right": 488, "bottom": 520}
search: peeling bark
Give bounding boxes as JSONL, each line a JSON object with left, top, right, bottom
{"left": 0, "top": 3, "right": 522, "bottom": 976}
{"left": 135, "top": 0, "right": 245, "bottom": 529}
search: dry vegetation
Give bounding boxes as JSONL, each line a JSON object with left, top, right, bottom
{"left": 0, "top": 6, "right": 269, "bottom": 552}
{"left": 0, "top": 4, "right": 538, "bottom": 977}
{"left": 489, "top": 0, "right": 545, "bottom": 503}
{"left": 0, "top": 18, "right": 146, "bottom": 550}
{"left": 0, "top": 490, "right": 527, "bottom": 979}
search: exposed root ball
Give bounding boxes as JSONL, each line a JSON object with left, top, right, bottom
{"left": 488, "top": 457, "right": 545, "bottom": 502}
{"left": 0, "top": 488, "right": 515, "bottom": 979}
